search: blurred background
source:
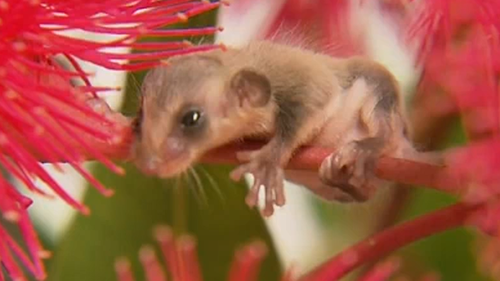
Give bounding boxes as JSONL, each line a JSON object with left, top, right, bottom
{"left": 12, "top": 1, "right": 492, "bottom": 280}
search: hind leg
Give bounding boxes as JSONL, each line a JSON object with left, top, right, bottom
{"left": 285, "top": 170, "right": 356, "bottom": 202}
{"left": 318, "top": 61, "right": 410, "bottom": 202}
{"left": 318, "top": 138, "right": 384, "bottom": 201}
{"left": 318, "top": 89, "right": 399, "bottom": 202}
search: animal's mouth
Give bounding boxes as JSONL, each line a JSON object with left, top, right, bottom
{"left": 156, "top": 162, "right": 191, "bottom": 178}
{"left": 133, "top": 147, "right": 198, "bottom": 178}
{"left": 155, "top": 153, "right": 195, "bottom": 178}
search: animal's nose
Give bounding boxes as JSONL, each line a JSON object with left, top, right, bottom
{"left": 147, "top": 156, "right": 161, "bottom": 171}
{"left": 163, "top": 137, "right": 185, "bottom": 159}
{"left": 138, "top": 156, "right": 161, "bottom": 175}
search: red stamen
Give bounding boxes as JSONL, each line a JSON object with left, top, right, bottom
{"left": 177, "top": 235, "right": 202, "bottom": 281}
{"left": 0, "top": 238, "right": 27, "bottom": 281}
{"left": 0, "top": 153, "right": 50, "bottom": 196}
{"left": 0, "top": 1, "right": 228, "bottom": 279}
{"left": 58, "top": 121, "right": 124, "bottom": 175}
{"left": 139, "top": 246, "right": 167, "bottom": 281}
{"left": 227, "top": 241, "right": 268, "bottom": 281}
{"left": 155, "top": 226, "right": 180, "bottom": 281}
{"left": 62, "top": 54, "right": 99, "bottom": 98}
{"left": 115, "top": 258, "right": 136, "bottom": 281}
{"left": 142, "top": 27, "right": 221, "bottom": 38}
{"left": 99, "top": 45, "right": 221, "bottom": 61}
{"left": 18, "top": 210, "right": 47, "bottom": 279}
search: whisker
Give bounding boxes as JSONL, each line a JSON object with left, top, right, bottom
{"left": 198, "top": 165, "right": 225, "bottom": 204}
{"left": 172, "top": 174, "right": 188, "bottom": 233}
{"left": 194, "top": 36, "right": 206, "bottom": 46}
{"left": 182, "top": 169, "right": 203, "bottom": 206}
{"left": 130, "top": 74, "right": 142, "bottom": 100}
{"left": 168, "top": 176, "right": 182, "bottom": 205}
{"left": 188, "top": 167, "right": 209, "bottom": 208}
{"left": 122, "top": 73, "right": 143, "bottom": 118}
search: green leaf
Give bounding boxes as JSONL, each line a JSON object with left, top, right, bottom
{"left": 47, "top": 9, "right": 282, "bottom": 280}
{"left": 395, "top": 118, "right": 491, "bottom": 281}
{"left": 396, "top": 188, "right": 491, "bottom": 281}
{"left": 47, "top": 162, "right": 282, "bottom": 281}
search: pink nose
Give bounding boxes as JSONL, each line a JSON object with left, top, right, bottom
{"left": 163, "top": 137, "right": 185, "bottom": 160}
{"left": 135, "top": 137, "right": 185, "bottom": 176}
{"left": 138, "top": 156, "right": 161, "bottom": 175}
{"left": 146, "top": 156, "right": 161, "bottom": 172}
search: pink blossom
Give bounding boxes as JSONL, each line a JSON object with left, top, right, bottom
{"left": 3, "top": 0, "right": 500, "bottom": 280}
{"left": 114, "top": 225, "right": 273, "bottom": 281}
{"left": 406, "top": 0, "right": 500, "bottom": 139}
{"left": 202, "top": 1, "right": 500, "bottom": 279}
{"left": 405, "top": 0, "right": 500, "bottom": 226}
{"left": 0, "top": 0, "right": 224, "bottom": 280}
{"left": 115, "top": 225, "right": 405, "bottom": 281}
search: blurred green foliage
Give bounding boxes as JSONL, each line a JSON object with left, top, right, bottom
{"left": 47, "top": 162, "right": 282, "bottom": 281}
{"left": 47, "top": 8, "right": 281, "bottom": 281}
{"left": 395, "top": 118, "right": 491, "bottom": 281}
{"left": 42, "top": 6, "right": 493, "bottom": 281}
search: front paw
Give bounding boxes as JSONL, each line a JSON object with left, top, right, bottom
{"left": 319, "top": 141, "right": 379, "bottom": 201}
{"left": 230, "top": 150, "right": 285, "bottom": 217}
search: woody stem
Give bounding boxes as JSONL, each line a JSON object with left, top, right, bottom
{"left": 78, "top": 112, "right": 462, "bottom": 194}
{"left": 299, "top": 200, "right": 482, "bottom": 281}
{"left": 203, "top": 141, "right": 461, "bottom": 194}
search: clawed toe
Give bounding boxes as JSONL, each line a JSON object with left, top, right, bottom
{"left": 235, "top": 150, "right": 258, "bottom": 162}
{"left": 231, "top": 152, "right": 286, "bottom": 216}
{"left": 229, "top": 162, "right": 253, "bottom": 182}
{"left": 245, "top": 180, "right": 261, "bottom": 207}
{"left": 319, "top": 141, "right": 379, "bottom": 202}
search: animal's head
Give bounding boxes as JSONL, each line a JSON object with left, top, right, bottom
{"left": 132, "top": 52, "right": 272, "bottom": 177}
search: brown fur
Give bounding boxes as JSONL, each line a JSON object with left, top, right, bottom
{"left": 133, "top": 40, "right": 413, "bottom": 214}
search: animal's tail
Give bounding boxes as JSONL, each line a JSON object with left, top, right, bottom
{"left": 394, "top": 139, "right": 444, "bottom": 166}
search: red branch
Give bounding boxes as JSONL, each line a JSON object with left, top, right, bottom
{"left": 299, "top": 200, "right": 484, "bottom": 281}
{"left": 204, "top": 142, "right": 460, "bottom": 193}
{"left": 86, "top": 114, "right": 462, "bottom": 195}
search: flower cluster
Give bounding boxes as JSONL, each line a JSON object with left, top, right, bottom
{"left": 3, "top": 0, "right": 500, "bottom": 280}
{"left": 406, "top": 0, "right": 500, "bottom": 193}
{"left": 115, "top": 225, "right": 404, "bottom": 281}
{"left": 197, "top": 0, "right": 500, "bottom": 280}
{"left": 0, "top": 0, "right": 224, "bottom": 280}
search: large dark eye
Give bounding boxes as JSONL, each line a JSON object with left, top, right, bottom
{"left": 181, "top": 110, "right": 202, "bottom": 128}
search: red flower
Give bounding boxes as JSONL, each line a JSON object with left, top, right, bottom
{"left": 405, "top": 0, "right": 500, "bottom": 207}
{"left": 202, "top": 0, "right": 500, "bottom": 279}
{"left": 264, "top": 0, "right": 362, "bottom": 56}
{"left": 0, "top": 0, "right": 224, "bottom": 280}
{"left": 115, "top": 225, "right": 403, "bottom": 281}
{"left": 2, "top": 0, "right": 499, "bottom": 280}
{"left": 407, "top": 0, "right": 500, "bottom": 139}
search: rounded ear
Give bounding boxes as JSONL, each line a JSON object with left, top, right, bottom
{"left": 229, "top": 68, "right": 271, "bottom": 107}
